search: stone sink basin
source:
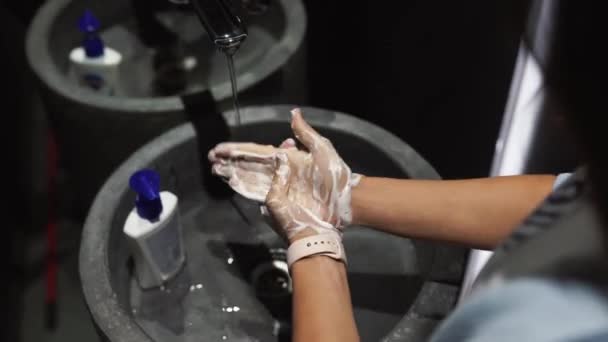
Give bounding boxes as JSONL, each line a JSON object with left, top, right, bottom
{"left": 80, "top": 106, "right": 465, "bottom": 341}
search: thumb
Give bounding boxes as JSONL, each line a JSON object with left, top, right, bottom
{"left": 290, "top": 108, "right": 323, "bottom": 152}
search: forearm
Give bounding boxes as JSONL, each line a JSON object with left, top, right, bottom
{"left": 291, "top": 256, "right": 359, "bottom": 342}
{"left": 351, "top": 175, "right": 556, "bottom": 249}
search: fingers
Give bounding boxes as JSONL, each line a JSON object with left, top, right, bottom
{"left": 212, "top": 159, "right": 275, "bottom": 185}
{"left": 211, "top": 162, "right": 233, "bottom": 179}
{"left": 208, "top": 142, "right": 277, "bottom": 163}
{"left": 211, "top": 159, "right": 273, "bottom": 202}
{"left": 290, "top": 108, "right": 324, "bottom": 152}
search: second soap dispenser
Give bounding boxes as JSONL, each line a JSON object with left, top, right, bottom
{"left": 123, "top": 169, "right": 186, "bottom": 289}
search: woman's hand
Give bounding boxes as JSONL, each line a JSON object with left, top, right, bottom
{"left": 264, "top": 109, "right": 358, "bottom": 242}
{"left": 208, "top": 108, "right": 360, "bottom": 241}
{"left": 211, "top": 110, "right": 360, "bottom": 342}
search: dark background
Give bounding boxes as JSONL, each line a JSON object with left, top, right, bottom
{"left": 3, "top": 0, "right": 531, "bottom": 341}
{"left": 305, "top": 1, "right": 529, "bottom": 179}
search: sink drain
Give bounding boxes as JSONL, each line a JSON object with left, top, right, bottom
{"left": 251, "top": 249, "right": 292, "bottom": 298}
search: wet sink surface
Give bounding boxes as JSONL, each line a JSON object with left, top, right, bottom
{"left": 130, "top": 195, "right": 425, "bottom": 342}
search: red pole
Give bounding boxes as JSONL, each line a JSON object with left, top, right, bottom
{"left": 45, "top": 130, "right": 58, "bottom": 330}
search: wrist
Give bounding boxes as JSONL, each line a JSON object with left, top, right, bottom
{"left": 287, "top": 228, "right": 318, "bottom": 245}
{"left": 336, "top": 173, "right": 364, "bottom": 228}
{"left": 350, "top": 174, "right": 366, "bottom": 225}
{"left": 291, "top": 252, "right": 346, "bottom": 269}
{"left": 287, "top": 232, "right": 345, "bottom": 268}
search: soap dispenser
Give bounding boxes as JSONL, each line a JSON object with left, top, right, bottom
{"left": 69, "top": 9, "right": 122, "bottom": 95}
{"left": 123, "top": 169, "right": 185, "bottom": 289}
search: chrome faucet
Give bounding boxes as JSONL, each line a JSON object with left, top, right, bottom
{"left": 169, "top": 0, "right": 248, "bottom": 54}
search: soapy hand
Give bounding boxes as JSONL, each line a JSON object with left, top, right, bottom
{"left": 208, "top": 139, "right": 302, "bottom": 202}
{"left": 208, "top": 108, "right": 361, "bottom": 240}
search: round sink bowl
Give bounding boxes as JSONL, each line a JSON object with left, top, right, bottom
{"left": 27, "top": 0, "right": 305, "bottom": 100}
{"left": 80, "top": 106, "right": 465, "bottom": 341}
{"left": 26, "top": 0, "right": 306, "bottom": 214}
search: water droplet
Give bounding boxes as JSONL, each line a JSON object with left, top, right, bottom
{"left": 183, "top": 56, "right": 197, "bottom": 70}
{"left": 189, "top": 283, "right": 204, "bottom": 292}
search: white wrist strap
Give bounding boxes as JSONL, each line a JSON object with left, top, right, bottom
{"left": 287, "top": 234, "right": 346, "bottom": 268}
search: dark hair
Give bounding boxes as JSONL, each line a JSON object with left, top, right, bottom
{"left": 539, "top": 2, "right": 607, "bottom": 223}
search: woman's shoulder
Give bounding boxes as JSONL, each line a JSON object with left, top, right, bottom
{"left": 431, "top": 278, "right": 608, "bottom": 342}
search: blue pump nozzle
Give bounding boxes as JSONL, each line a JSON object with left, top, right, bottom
{"left": 129, "top": 169, "right": 163, "bottom": 221}
{"left": 78, "top": 10, "right": 104, "bottom": 58}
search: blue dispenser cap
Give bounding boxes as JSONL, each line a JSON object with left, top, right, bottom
{"left": 78, "top": 10, "right": 104, "bottom": 58}
{"left": 129, "top": 169, "right": 163, "bottom": 221}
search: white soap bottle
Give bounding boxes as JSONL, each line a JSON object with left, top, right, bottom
{"left": 69, "top": 10, "right": 122, "bottom": 95}
{"left": 123, "top": 169, "right": 186, "bottom": 289}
